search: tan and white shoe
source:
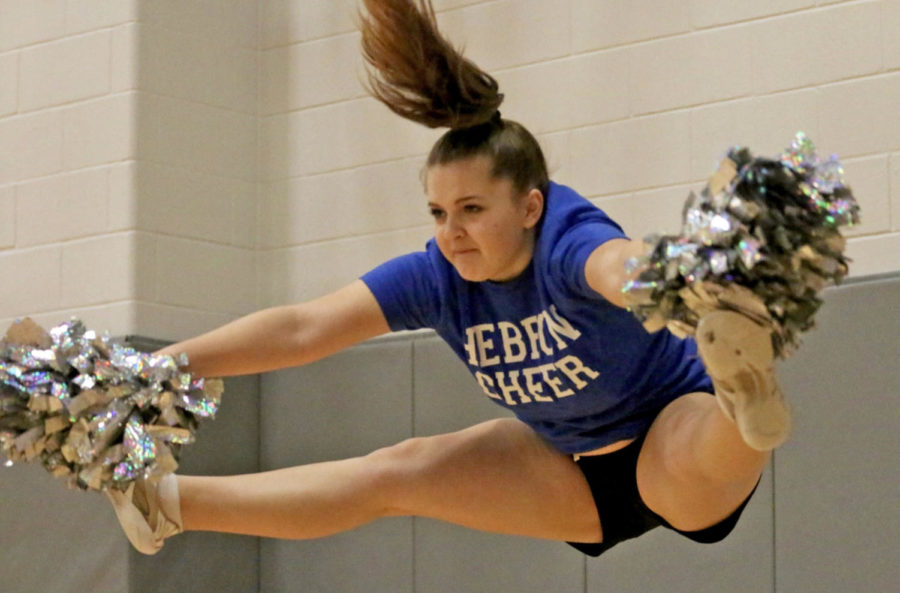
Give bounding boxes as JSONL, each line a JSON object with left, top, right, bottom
{"left": 696, "top": 310, "right": 791, "bottom": 451}
{"left": 107, "top": 474, "right": 182, "bottom": 555}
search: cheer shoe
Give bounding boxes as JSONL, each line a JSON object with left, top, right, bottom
{"left": 696, "top": 310, "right": 791, "bottom": 451}
{"left": 107, "top": 474, "right": 182, "bottom": 555}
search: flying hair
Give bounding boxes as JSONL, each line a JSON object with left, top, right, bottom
{"left": 360, "top": 0, "right": 503, "bottom": 130}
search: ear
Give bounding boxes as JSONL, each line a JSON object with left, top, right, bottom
{"left": 522, "top": 188, "right": 544, "bottom": 229}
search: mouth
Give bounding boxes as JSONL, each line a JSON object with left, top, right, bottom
{"left": 452, "top": 249, "right": 478, "bottom": 257}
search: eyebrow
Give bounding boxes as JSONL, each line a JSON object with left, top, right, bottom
{"left": 427, "top": 195, "right": 481, "bottom": 208}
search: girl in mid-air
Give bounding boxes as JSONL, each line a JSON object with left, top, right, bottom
{"left": 110, "top": 0, "right": 788, "bottom": 558}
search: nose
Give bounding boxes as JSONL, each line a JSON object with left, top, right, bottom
{"left": 441, "top": 213, "right": 465, "bottom": 239}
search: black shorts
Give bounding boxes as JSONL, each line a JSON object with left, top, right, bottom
{"left": 567, "top": 430, "right": 758, "bottom": 557}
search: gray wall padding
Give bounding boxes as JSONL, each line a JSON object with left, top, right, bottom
{"left": 774, "top": 275, "right": 900, "bottom": 592}
{"left": 0, "top": 368, "right": 261, "bottom": 593}
{"left": 128, "top": 374, "right": 261, "bottom": 593}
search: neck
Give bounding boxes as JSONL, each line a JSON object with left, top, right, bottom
{"left": 489, "top": 232, "right": 535, "bottom": 282}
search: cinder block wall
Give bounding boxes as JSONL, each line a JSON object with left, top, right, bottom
{"left": 0, "top": 0, "right": 140, "bottom": 333}
{"left": 0, "top": 0, "right": 258, "bottom": 340}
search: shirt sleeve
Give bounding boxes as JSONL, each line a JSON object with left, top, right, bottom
{"left": 551, "top": 211, "right": 628, "bottom": 299}
{"left": 360, "top": 251, "right": 441, "bottom": 332}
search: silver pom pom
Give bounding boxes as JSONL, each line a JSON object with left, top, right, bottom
{"left": 623, "top": 133, "right": 860, "bottom": 358}
{"left": 0, "top": 318, "right": 223, "bottom": 491}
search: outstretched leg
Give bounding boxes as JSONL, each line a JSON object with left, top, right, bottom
{"left": 177, "top": 418, "right": 602, "bottom": 544}
{"left": 636, "top": 391, "right": 770, "bottom": 533}
{"left": 636, "top": 309, "right": 787, "bottom": 532}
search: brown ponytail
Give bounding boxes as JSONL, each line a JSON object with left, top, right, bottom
{"left": 360, "top": 0, "right": 548, "bottom": 195}
{"left": 360, "top": 0, "right": 502, "bottom": 129}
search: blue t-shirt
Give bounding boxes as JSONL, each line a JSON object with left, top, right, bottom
{"left": 361, "top": 181, "right": 712, "bottom": 453}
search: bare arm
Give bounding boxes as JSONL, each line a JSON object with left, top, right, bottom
{"left": 584, "top": 238, "right": 647, "bottom": 309}
{"left": 154, "top": 280, "right": 391, "bottom": 377}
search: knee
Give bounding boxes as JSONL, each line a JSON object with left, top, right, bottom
{"left": 644, "top": 393, "right": 769, "bottom": 485}
{"left": 358, "top": 419, "right": 530, "bottom": 516}
{"left": 364, "top": 436, "right": 431, "bottom": 472}
{"left": 365, "top": 418, "right": 517, "bottom": 470}
{"left": 360, "top": 436, "right": 436, "bottom": 514}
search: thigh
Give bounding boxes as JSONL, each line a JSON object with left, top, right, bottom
{"left": 372, "top": 418, "right": 602, "bottom": 544}
{"left": 636, "top": 393, "right": 769, "bottom": 532}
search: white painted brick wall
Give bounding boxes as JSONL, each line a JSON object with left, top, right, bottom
{"left": 153, "top": 236, "right": 257, "bottom": 315}
{"left": 63, "top": 93, "right": 136, "bottom": 169}
{"left": 60, "top": 232, "right": 152, "bottom": 306}
{"left": 568, "top": 112, "right": 693, "bottom": 196}
{"left": 18, "top": 31, "right": 111, "bottom": 112}
{"left": 259, "top": 226, "right": 432, "bottom": 306}
{"left": 137, "top": 93, "right": 256, "bottom": 181}
{"left": 495, "top": 51, "right": 632, "bottom": 134}
{"left": 107, "top": 161, "right": 136, "bottom": 231}
{"left": 751, "top": 3, "right": 882, "bottom": 94}
{"left": 437, "top": 0, "right": 571, "bottom": 71}
{"left": 0, "top": 185, "right": 14, "bottom": 248}
{"left": 0, "top": 0, "right": 256, "bottom": 340}
{"left": 887, "top": 0, "right": 900, "bottom": 69}
{"left": 15, "top": 167, "right": 110, "bottom": 247}
{"left": 892, "top": 153, "right": 900, "bottom": 231}
{"left": 689, "top": 91, "right": 822, "bottom": 180}
{"left": 629, "top": 25, "right": 755, "bottom": 116}
{"left": 127, "top": 5, "right": 258, "bottom": 338}
{"left": 0, "top": 110, "right": 64, "bottom": 184}
{"left": 261, "top": 31, "right": 365, "bottom": 115}
{"left": 0, "top": 0, "right": 134, "bottom": 334}
{"left": 135, "top": 161, "right": 256, "bottom": 249}
{"left": 258, "top": 157, "right": 429, "bottom": 249}
{"left": 260, "top": 0, "right": 356, "bottom": 48}
{"left": 139, "top": 23, "right": 257, "bottom": 114}
{"left": 845, "top": 233, "right": 900, "bottom": 276}
{"left": 590, "top": 193, "right": 635, "bottom": 238}
{"left": 137, "top": 0, "right": 257, "bottom": 48}
{"left": 0, "top": 52, "right": 17, "bottom": 116}
{"left": 631, "top": 184, "right": 698, "bottom": 239}
{"left": 63, "top": 0, "right": 138, "bottom": 35}
{"left": 819, "top": 74, "right": 900, "bottom": 157}
{"left": 539, "top": 131, "right": 573, "bottom": 182}
{"left": 0, "top": 0, "right": 66, "bottom": 52}
{"left": 260, "top": 98, "right": 437, "bottom": 180}
{"left": 840, "top": 156, "right": 891, "bottom": 238}
{"left": 689, "top": 0, "right": 814, "bottom": 29}
{"left": 110, "top": 23, "right": 138, "bottom": 92}
{"left": 571, "top": 0, "right": 691, "bottom": 52}
{"left": 0, "top": 245, "right": 62, "bottom": 314}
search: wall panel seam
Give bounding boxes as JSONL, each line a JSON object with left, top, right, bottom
{"left": 2, "top": 90, "right": 135, "bottom": 122}
{"left": 411, "top": 340, "right": 418, "bottom": 593}
{"left": 259, "top": 153, "right": 431, "bottom": 182}
{"left": 772, "top": 451, "right": 778, "bottom": 593}
{"left": 136, "top": 88, "right": 258, "bottom": 118}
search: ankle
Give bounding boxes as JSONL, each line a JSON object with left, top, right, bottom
{"left": 157, "top": 474, "right": 183, "bottom": 531}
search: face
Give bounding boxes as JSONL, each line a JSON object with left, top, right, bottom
{"left": 426, "top": 156, "right": 543, "bottom": 282}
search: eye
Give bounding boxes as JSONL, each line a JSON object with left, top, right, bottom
{"left": 464, "top": 204, "right": 483, "bottom": 213}
{"left": 429, "top": 207, "right": 445, "bottom": 220}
